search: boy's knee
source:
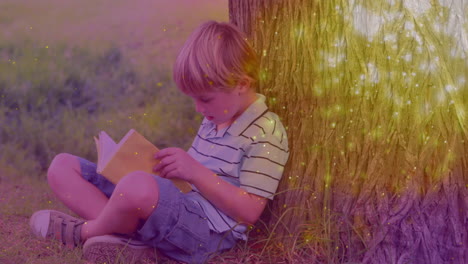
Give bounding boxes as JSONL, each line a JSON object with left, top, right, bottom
{"left": 115, "top": 172, "right": 159, "bottom": 215}
{"left": 47, "top": 153, "right": 79, "bottom": 182}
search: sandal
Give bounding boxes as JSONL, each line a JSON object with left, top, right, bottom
{"left": 29, "top": 209, "right": 85, "bottom": 248}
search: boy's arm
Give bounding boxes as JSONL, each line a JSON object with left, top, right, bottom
{"left": 153, "top": 148, "right": 267, "bottom": 225}
{"left": 190, "top": 165, "right": 267, "bottom": 225}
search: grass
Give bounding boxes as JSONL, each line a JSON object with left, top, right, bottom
{"left": 0, "top": 172, "right": 311, "bottom": 264}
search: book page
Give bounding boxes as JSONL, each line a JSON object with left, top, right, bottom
{"left": 97, "top": 129, "right": 192, "bottom": 193}
{"left": 97, "top": 131, "right": 117, "bottom": 172}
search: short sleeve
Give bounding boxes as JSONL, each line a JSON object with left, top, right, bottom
{"left": 239, "top": 132, "right": 289, "bottom": 200}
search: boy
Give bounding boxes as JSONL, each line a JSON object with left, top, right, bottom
{"left": 30, "top": 20, "right": 289, "bottom": 264}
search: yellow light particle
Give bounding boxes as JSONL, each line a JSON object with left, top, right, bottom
{"left": 120, "top": 193, "right": 123, "bottom": 196}
{"left": 224, "top": 109, "right": 228, "bottom": 114}
{"left": 157, "top": 82, "right": 163, "bottom": 87}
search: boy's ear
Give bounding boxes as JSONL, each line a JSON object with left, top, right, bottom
{"left": 237, "top": 76, "right": 252, "bottom": 93}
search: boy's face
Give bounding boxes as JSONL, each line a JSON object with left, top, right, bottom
{"left": 188, "top": 87, "right": 246, "bottom": 130}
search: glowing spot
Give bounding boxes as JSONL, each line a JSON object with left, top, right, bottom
{"left": 444, "top": 85, "right": 457, "bottom": 92}
{"left": 224, "top": 109, "right": 228, "bottom": 114}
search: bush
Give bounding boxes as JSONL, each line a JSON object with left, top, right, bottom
{"left": 0, "top": 41, "right": 199, "bottom": 178}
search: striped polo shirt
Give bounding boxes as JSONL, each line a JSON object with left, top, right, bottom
{"left": 186, "top": 93, "right": 289, "bottom": 240}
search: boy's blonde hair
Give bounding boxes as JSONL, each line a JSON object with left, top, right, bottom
{"left": 173, "top": 21, "right": 259, "bottom": 94}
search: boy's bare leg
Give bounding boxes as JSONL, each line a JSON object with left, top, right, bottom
{"left": 47, "top": 153, "right": 109, "bottom": 220}
{"left": 81, "top": 171, "right": 159, "bottom": 241}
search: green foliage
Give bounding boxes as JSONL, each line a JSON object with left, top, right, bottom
{"left": 0, "top": 41, "right": 199, "bottom": 178}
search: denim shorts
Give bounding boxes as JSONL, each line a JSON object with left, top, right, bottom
{"left": 78, "top": 157, "right": 237, "bottom": 264}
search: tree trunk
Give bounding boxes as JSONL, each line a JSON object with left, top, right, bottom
{"left": 229, "top": 0, "right": 468, "bottom": 263}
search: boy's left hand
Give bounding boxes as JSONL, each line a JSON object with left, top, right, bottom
{"left": 153, "top": 147, "right": 204, "bottom": 183}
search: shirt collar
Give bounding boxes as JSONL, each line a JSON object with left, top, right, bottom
{"left": 201, "top": 93, "right": 268, "bottom": 137}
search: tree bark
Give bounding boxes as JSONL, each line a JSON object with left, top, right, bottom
{"left": 230, "top": 0, "right": 468, "bottom": 263}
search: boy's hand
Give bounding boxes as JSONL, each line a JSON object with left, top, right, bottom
{"left": 153, "top": 147, "right": 204, "bottom": 183}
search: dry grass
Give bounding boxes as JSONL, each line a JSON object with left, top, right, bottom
{"left": 0, "top": 171, "right": 312, "bottom": 263}
{"left": 0, "top": 173, "right": 85, "bottom": 264}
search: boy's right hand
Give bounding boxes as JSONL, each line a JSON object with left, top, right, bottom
{"left": 153, "top": 148, "right": 209, "bottom": 184}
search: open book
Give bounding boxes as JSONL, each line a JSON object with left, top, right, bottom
{"left": 94, "top": 129, "right": 192, "bottom": 193}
